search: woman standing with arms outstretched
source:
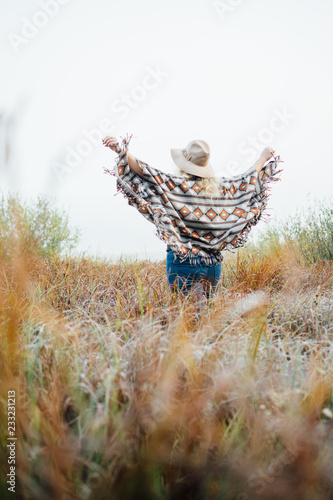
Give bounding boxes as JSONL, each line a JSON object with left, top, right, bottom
{"left": 103, "top": 135, "right": 281, "bottom": 307}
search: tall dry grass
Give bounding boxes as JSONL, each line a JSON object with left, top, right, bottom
{"left": 254, "top": 196, "right": 333, "bottom": 266}
{"left": 0, "top": 241, "right": 333, "bottom": 499}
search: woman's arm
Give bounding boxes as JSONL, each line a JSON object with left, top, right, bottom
{"left": 127, "top": 152, "right": 144, "bottom": 178}
{"left": 103, "top": 136, "right": 143, "bottom": 178}
{"left": 252, "top": 147, "right": 276, "bottom": 174}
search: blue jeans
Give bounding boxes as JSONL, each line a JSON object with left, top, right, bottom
{"left": 166, "top": 247, "right": 222, "bottom": 304}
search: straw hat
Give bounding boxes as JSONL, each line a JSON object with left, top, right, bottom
{"left": 170, "top": 139, "right": 215, "bottom": 178}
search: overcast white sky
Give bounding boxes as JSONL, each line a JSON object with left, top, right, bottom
{"left": 1, "top": 0, "right": 333, "bottom": 260}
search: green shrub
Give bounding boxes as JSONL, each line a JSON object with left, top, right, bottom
{"left": 0, "top": 194, "right": 79, "bottom": 259}
{"left": 255, "top": 197, "right": 333, "bottom": 265}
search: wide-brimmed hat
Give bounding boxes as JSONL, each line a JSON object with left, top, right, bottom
{"left": 170, "top": 139, "right": 215, "bottom": 178}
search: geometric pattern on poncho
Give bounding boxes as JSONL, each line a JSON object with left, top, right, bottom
{"left": 105, "top": 135, "right": 282, "bottom": 267}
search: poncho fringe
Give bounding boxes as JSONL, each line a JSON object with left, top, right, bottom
{"left": 105, "top": 135, "right": 282, "bottom": 267}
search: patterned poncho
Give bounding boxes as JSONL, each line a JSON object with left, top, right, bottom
{"left": 105, "top": 136, "right": 282, "bottom": 266}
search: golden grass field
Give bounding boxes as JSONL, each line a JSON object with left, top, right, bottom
{"left": 0, "top": 242, "right": 333, "bottom": 499}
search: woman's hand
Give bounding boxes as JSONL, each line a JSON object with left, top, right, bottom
{"left": 103, "top": 136, "right": 121, "bottom": 153}
{"left": 103, "top": 135, "right": 143, "bottom": 178}
{"left": 252, "top": 147, "right": 276, "bottom": 175}
{"left": 260, "top": 147, "right": 275, "bottom": 163}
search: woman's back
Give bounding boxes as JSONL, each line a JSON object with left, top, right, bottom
{"left": 107, "top": 136, "right": 280, "bottom": 266}
{"left": 103, "top": 134, "right": 281, "bottom": 305}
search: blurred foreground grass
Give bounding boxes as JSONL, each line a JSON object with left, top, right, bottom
{"left": 0, "top": 195, "right": 332, "bottom": 499}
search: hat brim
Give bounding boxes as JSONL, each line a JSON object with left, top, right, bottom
{"left": 170, "top": 148, "right": 215, "bottom": 178}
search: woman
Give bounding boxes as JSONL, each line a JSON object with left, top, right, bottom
{"left": 103, "top": 135, "right": 281, "bottom": 306}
